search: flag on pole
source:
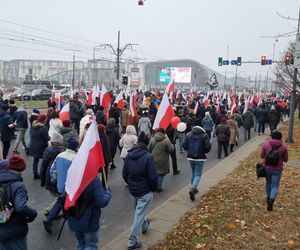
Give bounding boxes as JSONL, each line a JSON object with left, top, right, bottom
{"left": 166, "top": 79, "right": 175, "bottom": 95}
{"left": 129, "top": 92, "right": 139, "bottom": 117}
{"left": 193, "top": 101, "right": 199, "bottom": 115}
{"left": 77, "top": 85, "right": 87, "bottom": 99}
{"left": 51, "top": 86, "right": 56, "bottom": 105}
{"left": 59, "top": 103, "right": 70, "bottom": 122}
{"left": 153, "top": 92, "right": 175, "bottom": 130}
{"left": 114, "top": 91, "right": 124, "bottom": 109}
{"left": 64, "top": 120, "right": 105, "bottom": 210}
{"left": 100, "top": 84, "right": 112, "bottom": 117}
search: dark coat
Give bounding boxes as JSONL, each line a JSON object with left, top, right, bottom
{"left": 60, "top": 127, "right": 78, "bottom": 148}
{"left": 0, "top": 170, "right": 37, "bottom": 242}
{"left": 268, "top": 109, "right": 281, "bottom": 126}
{"left": 40, "top": 145, "right": 64, "bottom": 192}
{"left": 13, "top": 109, "right": 28, "bottom": 129}
{"left": 70, "top": 99, "right": 84, "bottom": 121}
{"left": 98, "top": 132, "right": 112, "bottom": 166}
{"left": 242, "top": 111, "right": 254, "bottom": 129}
{"left": 123, "top": 144, "right": 158, "bottom": 197}
{"left": 95, "top": 110, "right": 107, "bottom": 126}
{"left": 30, "top": 122, "right": 50, "bottom": 158}
{"left": 216, "top": 123, "right": 231, "bottom": 142}
{"left": 109, "top": 107, "right": 120, "bottom": 125}
{"left": 106, "top": 123, "right": 120, "bottom": 158}
{"left": 0, "top": 109, "right": 14, "bottom": 142}
{"left": 67, "top": 177, "right": 111, "bottom": 232}
{"left": 255, "top": 107, "right": 268, "bottom": 122}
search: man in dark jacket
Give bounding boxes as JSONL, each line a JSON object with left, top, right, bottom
{"left": 67, "top": 176, "right": 111, "bottom": 250}
{"left": 95, "top": 106, "right": 107, "bottom": 126}
{"left": 255, "top": 104, "right": 268, "bottom": 135}
{"left": 106, "top": 118, "right": 120, "bottom": 169}
{"left": 183, "top": 125, "right": 211, "bottom": 201}
{"left": 12, "top": 103, "right": 29, "bottom": 154}
{"left": 242, "top": 110, "right": 254, "bottom": 141}
{"left": 123, "top": 131, "right": 158, "bottom": 250}
{"left": 0, "top": 155, "right": 37, "bottom": 249}
{"left": 166, "top": 124, "right": 180, "bottom": 175}
{"left": 109, "top": 103, "right": 120, "bottom": 125}
{"left": 70, "top": 96, "right": 85, "bottom": 134}
{"left": 0, "top": 105, "right": 14, "bottom": 159}
{"left": 216, "top": 117, "right": 231, "bottom": 159}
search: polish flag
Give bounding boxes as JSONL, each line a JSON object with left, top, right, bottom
{"left": 114, "top": 91, "right": 124, "bottom": 109}
{"left": 176, "top": 89, "right": 181, "bottom": 100}
{"left": 203, "top": 93, "right": 209, "bottom": 107}
{"left": 59, "top": 103, "right": 70, "bottom": 122}
{"left": 166, "top": 79, "right": 175, "bottom": 95}
{"left": 51, "top": 87, "right": 56, "bottom": 104}
{"left": 231, "top": 101, "right": 237, "bottom": 114}
{"left": 100, "top": 84, "right": 112, "bottom": 108}
{"left": 64, "top": 120, "right": 105, "bottom": 210}
{"left": 87, "top": 85, "right": 100, "bottom": 106}
{"left": 129, "top": 92, "right": 139, "bottom": 117}
{"left": 243, "top": 97, "right": 249, "bottom": 114}
{"left": 56, "top": 93, "right": 64, "bottom": 111}
{"left": 193, "top": 101, "right": 199, "bottom": 115}
{"left": 77, "top": 85, "right": 87, "bottom": 99}
{"left": 153, "top": 92, "right": 175, "bottom": 130}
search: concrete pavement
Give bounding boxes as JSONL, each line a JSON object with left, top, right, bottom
{"left": 101, "top": 134, "right": 269, "bottom": 250}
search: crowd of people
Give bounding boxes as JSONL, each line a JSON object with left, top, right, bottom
{"left": 0, "top": 89, "right": 291, "bottom": 249}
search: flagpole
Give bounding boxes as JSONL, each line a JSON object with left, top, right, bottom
{"left": 101, "top": 168, "right": 109, "bottom": 190}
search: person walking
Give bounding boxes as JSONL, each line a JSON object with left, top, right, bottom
{"left": 60, "top": 120, "right": 78, "bottom": 149}
{"left": 106, "top": 118, "right": 120, "bottom": 169}
{"left": 0, "top": 155, "right": 37, "bottom": 249}
{"left": 202, "top": 111, "right": 214, "bottom": 140}
{"left": 119, "top": 125, "right": 138, "bottom": 161}
{"left": 12, "top": 103, "right": 29, "bottom": 154}
{"left": 242, "top": 109, "right": 254, "bottom": 141}
{"left": 166, "top": 124, "right": 180, "bottom": 175}
{"left": 149, "top": 128, "right": 174, "bottom": 192}
{"left": 121, "top": 104, "right": 130, "bottom": 134}
{"left": 227, "top": 115, "right": 239, "bottom": 152}
{"left": 183, "top": 125, "right": 211, "bottom": 201}
{"left": 268, "top": 105, "right": 281, "bottom": 134}
{"left": 48, "top": 111, "right": 63, "bottom": 140}
{"left": 216, "top": 117, "right": 231, "bottom": 159}
{"left": 256, "top": 104, "right": 268, "bottom": 135}
{"left": 260, "top": 130, "right": 288, "bottom": 211}
{"left": 79, "top": 108, "right": 94, "bottom": 140}
{"left": 137, "top": 109, "right": 152, "bottom": 138}
{"left": 122, "top": 131, "right": 158, "bottom": 250}
{"left": 0, "top": 104, "right": 14, "bottom": 159}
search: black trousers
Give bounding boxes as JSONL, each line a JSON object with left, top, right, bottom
{"left": 218, "top": 141, "right": 228, "bottom": 159}
{"left": 2, "top": 140, "right": 11, "bottom": 159}
{"left": 170, "top": 145, "right": 178, "bottom": 173}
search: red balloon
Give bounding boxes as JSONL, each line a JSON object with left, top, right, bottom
{"left": 171, "top": 116, "right": 181, "bottom": 129}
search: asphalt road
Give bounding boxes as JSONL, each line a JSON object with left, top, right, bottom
{"left": 11, "top": 128, "right": 258, "bottom": 250}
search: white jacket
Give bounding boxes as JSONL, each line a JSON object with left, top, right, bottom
{"left": 49, "top": 118, "right": 63, "bottom": 139}
{"left": 119, "top": 125, "right": 137, "bottom": 158}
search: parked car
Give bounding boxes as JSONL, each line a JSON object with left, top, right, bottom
{"left": 9, "top": 89, "right": 27, "bottom": 100}
{"left": 31, "top": 88, "right": 52, "bottom": 100}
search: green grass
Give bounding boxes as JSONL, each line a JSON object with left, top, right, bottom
{"left": 16, "top": 100, "right": 48, "bottom": 109}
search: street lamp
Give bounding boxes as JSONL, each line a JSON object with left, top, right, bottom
{"left": 65, "top": 49, "right": 80, "bottom": 91}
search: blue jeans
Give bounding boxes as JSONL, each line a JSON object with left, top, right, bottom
{"left": 157, "top": 174, "right": 165, "bottom": 189}
{"left": 265, "top": 168, "right": 282, "bottom": 200}
{"left": 74, "top": 231, "right": 99, "bottom": 250}
{"left": 33, "top": 157, "right": 39, "bottom": 176}
{"left": 177, "top": 132, "right": 185, "bottom": 151}
{"left": 47, "top": 195, "right": 62, "bottom": 221}
{"left": 0, "top": 236, "right": 27, "bottom": 250}
{"left": 128, "top": 192, "right": 153, "bottom": 247}
{"left": 188, "top": 160, "right": 204, "bottom": 189}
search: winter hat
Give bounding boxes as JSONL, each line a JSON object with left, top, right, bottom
{"left": 8, "top": 155, "right": 26, "bottom": 172}
{"left": 51, "top": 131, "right": 64, "bottom": 144}
{"left": 271, "top": 130, "right": 282, "bottom": 140}
{"left": 138, "top": 131, "right": 150, "bottom": 146}
{"left": 62, "top": 120, "right": 71, "bottom": 128}
{"left": 108, "top": 118, "right": 115, "bottom": 126}
{"left": 38, "top": 114, "right": 47, "bottom": 122}
{"left": 32, "top": 109, "right": 40, "bottom": 116}
{"left": 97, "top": 124, "right": 106, "bottom": 134}
{"left": 0, "top": 160, "right": 9, "bottom": 170}
{"left": 86, "top": 109, "right": 94, "bottom": 116}
{"left": 67, "top": 138, "right": 79, "bottom": 151}
{"left": 221, "top": 117, "right": 227, "bottom": 124}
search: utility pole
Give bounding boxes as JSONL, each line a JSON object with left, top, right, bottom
{"left": 100, "top": 31, "right": 138, "bottom": 89}
{"left": 234, "top": 64, "right": 238, "bottom": 97}
{"left": 287, "top": 6, "right": 300, "bottom": 143}
{"left": 65, "top": 49, "right": 80, "bottom": 91}
{"left": 254, "top": 72, "right": 257, "bottom": 90}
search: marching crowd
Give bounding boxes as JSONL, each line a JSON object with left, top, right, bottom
{"left": 0, "top": 90, "right": 290, "bottom": 249}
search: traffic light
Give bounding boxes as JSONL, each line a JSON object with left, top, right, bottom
{"left": 218, "top": 57, "right": 223, "bottom": 66}
{"left": 237, "top": 57, "right": 242, "bottom": 66}
{"left": 284, "top": 55, "right": 291, "bottom": 65}
{"left": 121, "top": 76, "right": 128, "bottom": 85}
{"left": 261, "top": 56, "right": 266, "bottom": 65}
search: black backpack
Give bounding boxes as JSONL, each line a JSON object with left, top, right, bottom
{"left": 187, "top": 133, "right": 204, "bottom": 159}
{"left": 0, "top": 182, "right": 14, "bottom": 224}
{"left": 265, "top": 144, "right": 281, "bottom": 166}
{"left": 60, "top": 192, "right": 87, "bottom": 220}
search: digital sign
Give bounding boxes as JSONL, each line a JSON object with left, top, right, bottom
{"left": 159, "top": 67, "right": 192, "bottom": 83}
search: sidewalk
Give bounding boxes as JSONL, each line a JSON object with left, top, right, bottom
{"left": 101, "top": 134, "right": 268, "bottom": 250}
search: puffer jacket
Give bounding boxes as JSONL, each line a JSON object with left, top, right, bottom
{"left": 30, "top": 122, "right": 50, "bottom": 158}
{"left": 0, "top": 170, "right": 37, "bottom": 242}
{"left": 121, "top": 108, "right": 129, "bottom": 127}
{"left": 216, "top": 123, "right": 231, "bottom": 143}
{"left": 242, "top": 111, "right": 254, "bottom": 129}
{"left": 0, "top": 109, "right": 14, "bottom": 142}
{"left": 119, "top": 125, "right": 137, "bottom": 158}
{"left": 138, "top": 117, "right": 152, "bottom": 138}
{"left": 260, "top": 139, "right": 288, "bottom": 171}
{"left": 12, "top": 107, "right": 28, "bottom": 129}
{"left": 149, "top": 132, "right": 173, "bottom": 175}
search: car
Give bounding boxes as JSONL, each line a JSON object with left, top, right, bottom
{"left": 9, "top": 89, "right": 27, "bottom": 100}
{"left": 31, "top": 88, "right": 52, "bottom": 100}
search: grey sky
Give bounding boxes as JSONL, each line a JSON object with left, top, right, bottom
{"left": 0, "top": 0, "right": 299, "bottom": 80}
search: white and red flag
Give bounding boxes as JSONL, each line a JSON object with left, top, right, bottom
{"left": 153, "top": 92, "right": 175, "bottom": 130}
{"left": 100, "top": 84, "right": 112, "bottom": 108}
{"left": 87, "top": 85, "right": 100, "bottom": 106}
{"left": 114, "top": 91, "right": 124, "bottom": 109}
{"left": 64, "top": 120, "right": 105, "bottom": 210}
{"left": 51, "top": 86, "right": 56, "bottom": 105}
{"left": 59, "top": 103, "right": 70, "bottom": 122}
{"left": 166, "top": 79, "right": 175, "bottom": 95}
{"left": 193, "top": 101, "right": 199, "bottom": 115}
{"left": 129, "top": 92, "right": 139, "bottom": 117}
{"left": 77, "top": 85, "right": 87, "bottom": 99}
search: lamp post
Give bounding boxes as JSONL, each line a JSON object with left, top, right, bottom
{"left": 65, "top": 49, "right": 80, "bottom": 91}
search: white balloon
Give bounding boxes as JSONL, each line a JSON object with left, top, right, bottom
{"left": 177, "top": 122, "right": 187, "bottom": 132}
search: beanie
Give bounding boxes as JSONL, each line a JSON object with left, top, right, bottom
{"left": 62, "top": 120, "right": 71, "bottom": 128}
{"left": 51, "top": 131, "right": 64, "bottom": 144}
{"left": 67, "top": 138, "right": 79, "bottom": 151}
{"left": 9, "top": 155, "right": 26, "bottom": 172}
{"left": 138, "top": 131, "right": 150, "bottom": 146}
{"left": 32, "top": 109, "right": 40, "bottom": 116}
{"left": 271, "top": 130, "right": 282, "bottom": 140}
{"left": 38, "top": 114, "right": 47, "bottom": 122}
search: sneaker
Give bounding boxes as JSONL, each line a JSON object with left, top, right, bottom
{"left": 110, "top": 164, "right": 117, "bottom": 169}
{"left": 173, "top": 170, "right": 180, "bottom": 175}
{"left": 189, "top": 189, "right": 195, "bottom": 201}
{"left": 128, "top": 242, "right": 142, "bottom": 250}
{"left": 43, "top": 220, "right": 52, "bottom": 234}
{"left": 142, "top": 218, "right": 150, "bottom": 234}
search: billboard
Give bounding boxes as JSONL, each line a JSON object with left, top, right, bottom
{"left": 159, "top": 67, "right": 192, "bottom": 83}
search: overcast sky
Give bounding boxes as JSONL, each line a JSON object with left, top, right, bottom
{"left": 0, "top": 0, "right": 299, "bottom": 80}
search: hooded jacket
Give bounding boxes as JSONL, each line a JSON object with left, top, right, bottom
{"left": 242, "top": 110, "right": 254, "bottom": 129}
{"left": 106, "top": 123, "right": 120, "bottom": 157}
{"left": 119, "top": 125, "right": 137, "bottom": 158}
{"left": 60, "top": 127, "right": 78, "bottom": 148}
{"left": 13, "top": 107, "right": 28, "bottom": 129}
{"left": 30, "top": 122, "right": 50, "bottom": 158}
{"left": 122, "top": 144, "right": 158, "bottom": 197}
{"left": 260, "top": 138, "right": 288, "bottom": 171}
{"left": 0, "top": 109, "right": 14, "bottom": 141}
{"left": 0, "top": 170, "right": 37, "bottom": 242}
{"left": 138, "top": 116, "right": 152, "bottom": 138}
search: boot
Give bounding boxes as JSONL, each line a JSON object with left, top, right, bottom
{"left": 189, "top": 188, "right": 196, "bottom": 201}
{"left": 267, "top": 199, "right": 274, "bottom": 211}
{"left": 43, "top": 220, "right": 52, "bottom": 234}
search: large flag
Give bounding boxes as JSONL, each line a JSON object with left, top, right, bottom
{"left": 51, "top": 86, "right": 56, "bottom": 105}
{"left": 114, "top": 91, "right": 124, "bottom": 109}
{"left": 87, "top": 85, "right": 100, "bottom": 106}
{"left": 59, "top": 103, "right": 70, "bottom": 122}
{"left": 77, "top": 84, "right": 87, "bottom": 99}
{"left": 153, "top": 92, "right": 175, "bottom": 130}
{"left": 64, "top": 120, "right": 105, "bottom": 210}
{"left": 100, "top": 84, "right": 112, "bottom": 108}
{"left": 166, "top": 79, "right": 175, "bottom": 95}
{"left": 129, "top": 92, "right": 139, "bottom": 117}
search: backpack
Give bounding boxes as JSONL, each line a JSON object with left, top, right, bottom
{"left": 187, "top": 133, "right": 204, "bottom": 159}
{"left": 265, "top": 144, "right": 281, "bottom": 166}
{"left": 0, "top": 182, "right": 14, "bottom": 224}
{"left": 60, "top": 192, "right": 87, "bottom": 219}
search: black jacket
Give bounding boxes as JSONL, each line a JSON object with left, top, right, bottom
{"left": 96, "top": 110, "right": 107, "bottom": 126}
{"left": 13, "top": 108, "right": 28, "bottom": 129}
{"left": 106, "top": 124, "right": 120, "bottom": 157}
{"left": 109, "top": 107, "right": 120, "bottom": 125}
{"left": 0, "top": 109, "right": 14, "bottom": 142}
{"left": 70, "top": 99, "right": 84, "bottom": 121}
{"left": 29, "top": 122, "right": 50, "bottom": 158}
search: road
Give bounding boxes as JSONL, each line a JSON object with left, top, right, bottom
{"left": 12, "top": 128, "right": 258, "bottom": 250}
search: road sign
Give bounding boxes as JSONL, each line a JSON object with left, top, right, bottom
{"left": 231, "top": 60, "right": 237, "bottom": 65}
{"left": 223, "top": 60, "right": 229, "bottom": 65}
{"left": 266, "top": 60, "right": 272, "bottom": 65}
{"left": 294, "top": 34, "right": 300, "bottom": 69}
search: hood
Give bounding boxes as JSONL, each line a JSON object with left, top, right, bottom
{"left": 32, "top": 122, "right": 45, "bottom": 130}
{"left": 60, "top": 127, "right": 73, "bottom": 134}
{"left": 268, "top": 139, "right": 283, "bottom": 147}
{"left": 106, "top": 124, "right": 115, "bottom": 134}
{"left": 127, "top": 145, "right": 148, "bottom": 160}
{"left": 16, "top": 107, "right": 26, "bottom": 112}
{"left": 154, "top": 132, "right": 166, "bottom": 142}
{"left": 126, "top": 125, "right": 137, "bottom": 135}
{"left": 192, "top": 126, "right": 206, "bottom": 134}
{"left": 0, "top": 169, "right": 22, "bottom": 183}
